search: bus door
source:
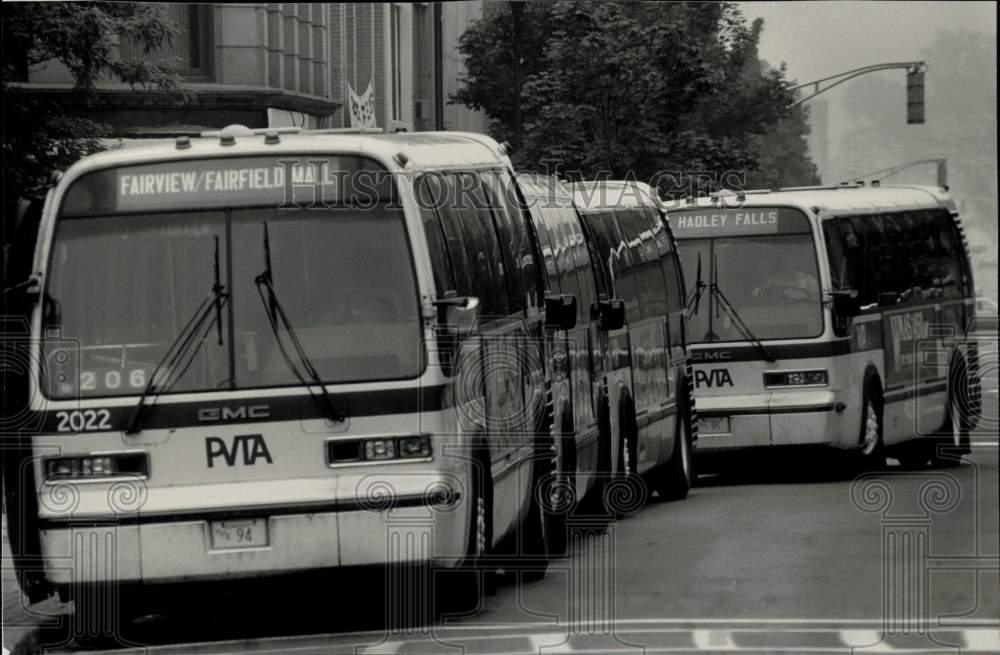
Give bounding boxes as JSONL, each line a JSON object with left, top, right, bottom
{"left": 522, "top": 191, "right": 573, "bottom": 436}
{"left": 556, "top": 207, "right": 604, "bottom": 493}
{"left": 577, "top": 209, "right": 633, "bottom": 469}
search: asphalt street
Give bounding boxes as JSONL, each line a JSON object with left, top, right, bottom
{"left": 3, "top": 355, "right": 998, "bottom": 654}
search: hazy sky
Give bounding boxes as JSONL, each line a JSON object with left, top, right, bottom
{"left": 741, "top": 1, "right": 997, "bottom": 84}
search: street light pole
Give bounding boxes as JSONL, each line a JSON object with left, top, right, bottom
{"left": 791, "top": 61, "right": 927, "bottom": 109}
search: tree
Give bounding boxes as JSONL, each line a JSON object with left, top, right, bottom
{"left": 451, "top": 1, "right": 812, "bottom": 197}
{"left": 2, "top": 2, "right": 186, "bottom": 233}
{"left": 744, "top": 104, "right": 821, "bottom": 190}
{"left": 450, "top": 1, "right": 553, "bottom": 149}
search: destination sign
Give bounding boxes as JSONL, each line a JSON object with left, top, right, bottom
{"left": 669, "top": 206, "right": 811, "bottom": 238}
{"left": 60, "top": 155, "right": 395, "bottom": 216}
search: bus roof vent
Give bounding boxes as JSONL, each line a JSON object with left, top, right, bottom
{"left": 263, "top": 130, "right": 281, "bottom": 145}
{"left": 175, "top": 135, "right": 191, "bottom": 150}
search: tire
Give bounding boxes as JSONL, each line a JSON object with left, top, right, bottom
{"left": 930, "top": 364, "right": 969, "bottom": 468}
{"left": 657, "top": 390, "right": 694, "bottom": 501}
{"left": 437, "top": 452, "right": 490, "bottom": 617}
{"left": 538, "top": 421, "right": 575, "bottom": 559}
{"left": 583, "top": 396, "right": 613, "bottom": 518}
{"left": 852, "top": 381, "right": 886, "bottom": 473}
{"left": 70, "top": 585, "right": 144, "bottom": 649}
{"left": 608, "top": 399, "right": 642, "bottom": 518}
{"left": 896, "top": 442, "right": 930, "bottom": 469}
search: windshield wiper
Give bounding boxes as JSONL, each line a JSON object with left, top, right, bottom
{"left": 124, "top": 237, "right": 229, "bottom": 434}
{"left": 253, "top": 222, "right": 346, "bottom": 423}
{"left": 686, "top": 251, "right": 706, "bottom": 315}
{"left": 709, "top": 254, "right": 776, "bottom": 363}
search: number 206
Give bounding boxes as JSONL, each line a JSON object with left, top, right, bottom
{"left": 56, "top": 409, "right": 112, "bottom": 432}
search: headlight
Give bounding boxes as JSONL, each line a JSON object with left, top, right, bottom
{"left": 327, "top": 434, "right": 433, "bottom": 465}
{"left": 45, "top": 453, "right": 148, "bottom": 479}
{"left": 764, "top": 370, "right": 829, "bottom": 387}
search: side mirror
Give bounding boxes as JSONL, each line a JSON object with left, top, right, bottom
{"left": 831, "top": 291, "right": 861, "bottom": 318}
{"left": 42, "top": 294, "right": 62, "bottom": 328}
{"left": 878, "top": 291, "right": 900, "bottom": 307}
{"left": 544, "top": 294, "right": 577, "bottom": 330}
{"left": 594, "top": 298, "right": 625, "bottom": 331}
{"left": 441, "top": 296, "right": 480, "bottom": 338}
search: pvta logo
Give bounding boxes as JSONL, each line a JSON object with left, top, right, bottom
{"left": 206, "top": 434, "right": 274, "bottom": 468}
{"left": 694, "top": 368, "right": 734, "bottom": 388}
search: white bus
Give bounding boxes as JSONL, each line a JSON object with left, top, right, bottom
{"left": 3, "top": 127, "right": 560, "bottom": 636}
{"left": 665, "top": 185, "right": 981, "bottom": 469}
{"left": 565, "top": 180, "right": 695, "bottom": 504}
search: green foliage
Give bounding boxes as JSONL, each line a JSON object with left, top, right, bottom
{"left": 2, "top": 2, "right": 185, "bottom": 213}
{"left": 745, "top": 104, "right": 821, "bottom": 189}
{"left": 452, "top": 1, "right": 817, "bottom": 196}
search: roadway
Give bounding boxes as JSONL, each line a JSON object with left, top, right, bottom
{"left": 3, "top": 350, "right": 998, "bottom": 654}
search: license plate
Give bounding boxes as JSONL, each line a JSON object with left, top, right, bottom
{"left": 698, "top": 416, "right": 731, "bottom": 435}
{"left": 210, "top": 518, "right": 268, "bottom": 549}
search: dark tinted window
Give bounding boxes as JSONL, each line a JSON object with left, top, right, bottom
{"left": 652, "top": 209, "right": 685, "bottom": 314}
{"left": 416, "top": 175, "right": 455, "bottom": 296}
{"left": 526, "top": 201, "right": 560, "bottom": 294}
{"left": 425, "top": 174, "right": 474, "bottom": 299}
{"left": 482, "top": 172, "right": 540, "bottom": 314}
{"left": 609, "top": 210, "right": 641, "bottom": 316}
{"left": 619, "top": 207, "right": 668, "bottom": 320}
{"left": 836, "top": 210, "right": 967, "bottom": 306}
{"left": 458, "top": 175, "right": 508, "bottom": 317}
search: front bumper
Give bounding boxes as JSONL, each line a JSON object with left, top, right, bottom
{"left": 38, "top": 474, "right": 466, "bottom": 586}
{"left": 695, "top": 390, "right": 851, "bottom": 451}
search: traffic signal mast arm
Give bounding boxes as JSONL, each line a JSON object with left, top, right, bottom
{"left": 791, "top": 61, "right": 927, "bottom": 106}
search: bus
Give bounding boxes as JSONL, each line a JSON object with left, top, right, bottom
{"left": 2, "top": 126, "right": 560, "bottom": 636}
{"left": 665, "top": 185, "right": 981, "bottom": 469}
{"left": 539, "top": 179, "right": 693, "bottom": 508}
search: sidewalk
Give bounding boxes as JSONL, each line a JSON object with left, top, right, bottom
{"left": 1, "top": 512, "right": 67, "bottom": 654}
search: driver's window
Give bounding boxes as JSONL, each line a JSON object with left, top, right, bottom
{"left": 823, "top": 219, "right": 852, "bottom": 290}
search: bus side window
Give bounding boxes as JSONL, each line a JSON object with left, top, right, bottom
{"left": 823, "top": 219, "right": 852, "bottom": 291}
{"left": 624, "top": 208, "right": 668, "bottom": 320}
{"left": 617, "top": 209, "right": 643, "bottom": 318}
{"left": 930, "top": 209, "right": 966, "bottom": 298}
{"left": 559, "top": 207, "right": 595, "bottom": 325}
{"left": 526, "top": 199, "right": 561, "bottom": 295}
{"left": 430, "top": 174, "right": 476, "bottom": 300}
{"left": 415, "top": 175, "right": 456, "bottom": 296}
{"left": 905, "top": 211, "right": 940, "bottom": 296}
{"left": 649, "top": 207, "right": 684, "bottom": 314}
{"left": 460, "top": 173, "right": 509, "bottom": 318}
{"left": 836, "top": 216, "right": 874, "bottom": 305}
{"left": 482, "top": 171, "right": 541, "bottom": 315}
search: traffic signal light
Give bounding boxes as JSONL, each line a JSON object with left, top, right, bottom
{"left": 907, "top": 66, "right": 925, "bottom": 124}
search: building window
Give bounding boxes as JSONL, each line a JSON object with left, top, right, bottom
{"left": 390, "top": 4, "right": 402, "bottom": 121}
{"left": 412, "top": 2, "right": 434, "bottom": 131}
{"left": 121, "top": 4, "right": 214, "bottom": 81}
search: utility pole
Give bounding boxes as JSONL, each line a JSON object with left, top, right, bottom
{"left": 510, "top": 1, "right": 524, "bottom": 151}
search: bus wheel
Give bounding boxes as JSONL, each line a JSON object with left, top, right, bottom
{"left": 931, "top": 364, "right": 969, "bottom": 468}
{"left": 519, "top": 465, "right": 557, "bottom": 583}
{"left": 583, "top": 397, "right": 613, "bottom": 519}
{"left": 539, "top": 426, "right": 575, "bottom": 558}
{"left": 657, "top": 393, "right": 694, "bottom": 501}
{"left": 438, "top": 453, "right": 490, "bottom": 617}
{"left": 70, "top": 586, "right": 144, "bottom": 649}
{"left": 853, "top": 384, "right": 886, "bottom": 472}
{"left": 607, "top": 400, "right": 642, "bottom": 518}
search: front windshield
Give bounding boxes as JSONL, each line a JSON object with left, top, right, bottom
{"left": 678, "top": 234, "right": 823, "bottom": 343}
{"left": 43, "top": 206, "right": 422, "bottom": 399}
